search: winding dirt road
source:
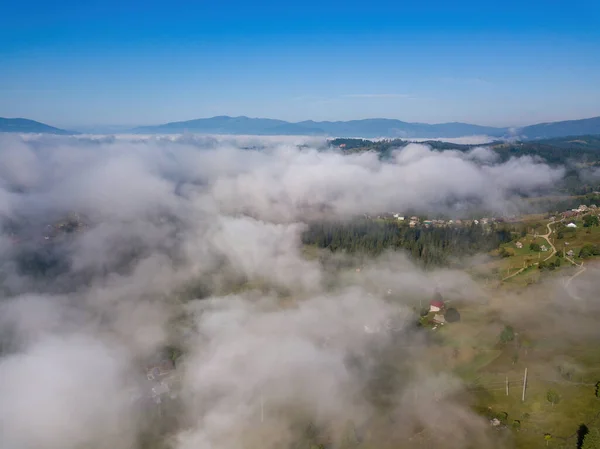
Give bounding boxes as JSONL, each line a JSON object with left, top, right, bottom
{"left": 501, "top": 220, "right": 556, "bottom": 281}
{"left": 540, "top": 220, "right": 557, "bottom": 262}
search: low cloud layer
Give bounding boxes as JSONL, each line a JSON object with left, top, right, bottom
{"left": 0, "top": 133, "right": 565, "bottom": 449}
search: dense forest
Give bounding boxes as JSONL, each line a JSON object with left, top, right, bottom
{"left": 302, "top": 219, "right": 513, "bottom": 266}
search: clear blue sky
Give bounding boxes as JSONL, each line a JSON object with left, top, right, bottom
{"left": 1, "top": 0, "right": 600, "bottom": 128}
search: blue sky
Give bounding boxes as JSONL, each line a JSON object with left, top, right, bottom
{"left": 1, "top": 0, "right": 599, "bottom": 128}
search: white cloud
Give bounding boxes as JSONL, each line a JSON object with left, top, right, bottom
{"left": 0, "top": 132, "right": 567, "bottom": 449}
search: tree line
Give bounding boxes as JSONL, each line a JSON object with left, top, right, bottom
{"left": 302, "top": 219, "right": 513, "bottom": 266}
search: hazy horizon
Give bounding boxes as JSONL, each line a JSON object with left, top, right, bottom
{"left": 5, "top": 113, "right": 600, "bottom": 136}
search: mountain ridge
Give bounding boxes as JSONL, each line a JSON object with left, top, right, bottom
{"left": 0, "top": 117, "right": 74, "bottom": 135}
{"left": 132, "top": 116, "right": 507, "bottom": 138}
{"left": 133, "top": 115, "right": 600, "bottom": 140}
{"left": 3, "top": 115, "right": 600, "bottom": 140}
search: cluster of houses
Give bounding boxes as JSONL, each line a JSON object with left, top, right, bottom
{"left": 367, "top": 213, "right": 499, "bottom": 229}
{"left": 370, "top": 203, "right": 600, "bottom": 230}
{"left": 561, "top": 204, "right": 598, "bottom": 220}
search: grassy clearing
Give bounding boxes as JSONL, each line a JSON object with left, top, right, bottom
{"left": 554, "top": 224, "right": 600, "bottom": 262}
{"left": 440, "top": 294, "right": 600, "bottom": 449}
{"left": 485, "top": 217, "right": 600, "bottom": 282}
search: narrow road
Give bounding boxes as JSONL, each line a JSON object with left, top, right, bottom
{"left": 501, "top": 220, "right": 556, "bottom": 281}
{"left": 501, "top": 266, "right": 526, "bottom": 281}
{"left": 540, "top": 221, "right": 557, "bottom": 261}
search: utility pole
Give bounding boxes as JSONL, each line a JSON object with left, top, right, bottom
{"left": 506, "top": 376, "right": 509, "bottom": 396}
{"left": 522, "top": 368, "right": 528, "bottom": 402}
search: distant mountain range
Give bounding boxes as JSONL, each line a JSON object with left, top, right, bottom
{"left": 132, "top": 115, "right": 600, "bottom": 140}
{"left": 132, "top": 116, "right": 505, "bottom": 139}
{"left": 517, "top": 116, "right": 600, "bottom": 140}
{"left": 2, "top": 115, "right": 600, "bottom": 140}
{"left": 0, "top": 118, "right": 73, "bottom": 135}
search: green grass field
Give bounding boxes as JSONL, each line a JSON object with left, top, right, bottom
{"left": 439, "top": 295, "right": 600, "bottom": 449}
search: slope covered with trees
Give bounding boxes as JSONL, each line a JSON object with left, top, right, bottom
{"left": 302, "top": 219, "right": 512, "bottom": 266}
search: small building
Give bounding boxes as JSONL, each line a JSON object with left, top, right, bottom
{"left": 567, "top": 249, "right": 574, "bottom": 257}
{"left": 567, "top": 222, "right": 577, "bottom": 228}
{"left": 515, "top": 242, "right": 523, "bottom": 249}
{"left": 540, "top": 245, "right": 548, "bottom": 252}
{"left": 432, "top": 314, "right": 446, "bottom": 325}
{"left": 430, "top": 299, "right": 445, "bottom": 313}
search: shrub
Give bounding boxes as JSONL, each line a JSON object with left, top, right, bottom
{"left": 546, "top": 389, "right": 560, "bottom": 406}
{"left": 500, "top": 325, "right": 515, "bottom": 343}
{"left": 444, "top": 307, "right": 461, "bottom": 323}
{"left": 583, "top": 215, "right": 599, "bottom": 227}
{"left": 579, "top": 244, "right": 600, "bottom": 259}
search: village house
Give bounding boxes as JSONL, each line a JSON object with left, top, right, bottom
{"left": 409, "top": 220, "right": 417, "bottom": 228}
{"left": 432, "top": 314, "right": 446, "bottom": 325}
{"left": 567, "top": 222, "right": 577, "bottom": 228}
{"left": 429, "top": 298, "right": 445, "bottom": 313}
{"left": 567, "top": 249, "right": 575, "bottom": 257}
{"left": 515, "top": 242, "right": 523, "bottom": 249}
{"left": 540, "top": 245, "right": 548, "bottom": 252}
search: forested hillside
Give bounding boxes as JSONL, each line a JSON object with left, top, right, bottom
{"left": 302, "top": 220, "right": 513, "bottom": 266}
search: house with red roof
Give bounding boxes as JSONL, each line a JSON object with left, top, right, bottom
{"left": 429, "top": 292, "right": 445, "bottom": 313}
